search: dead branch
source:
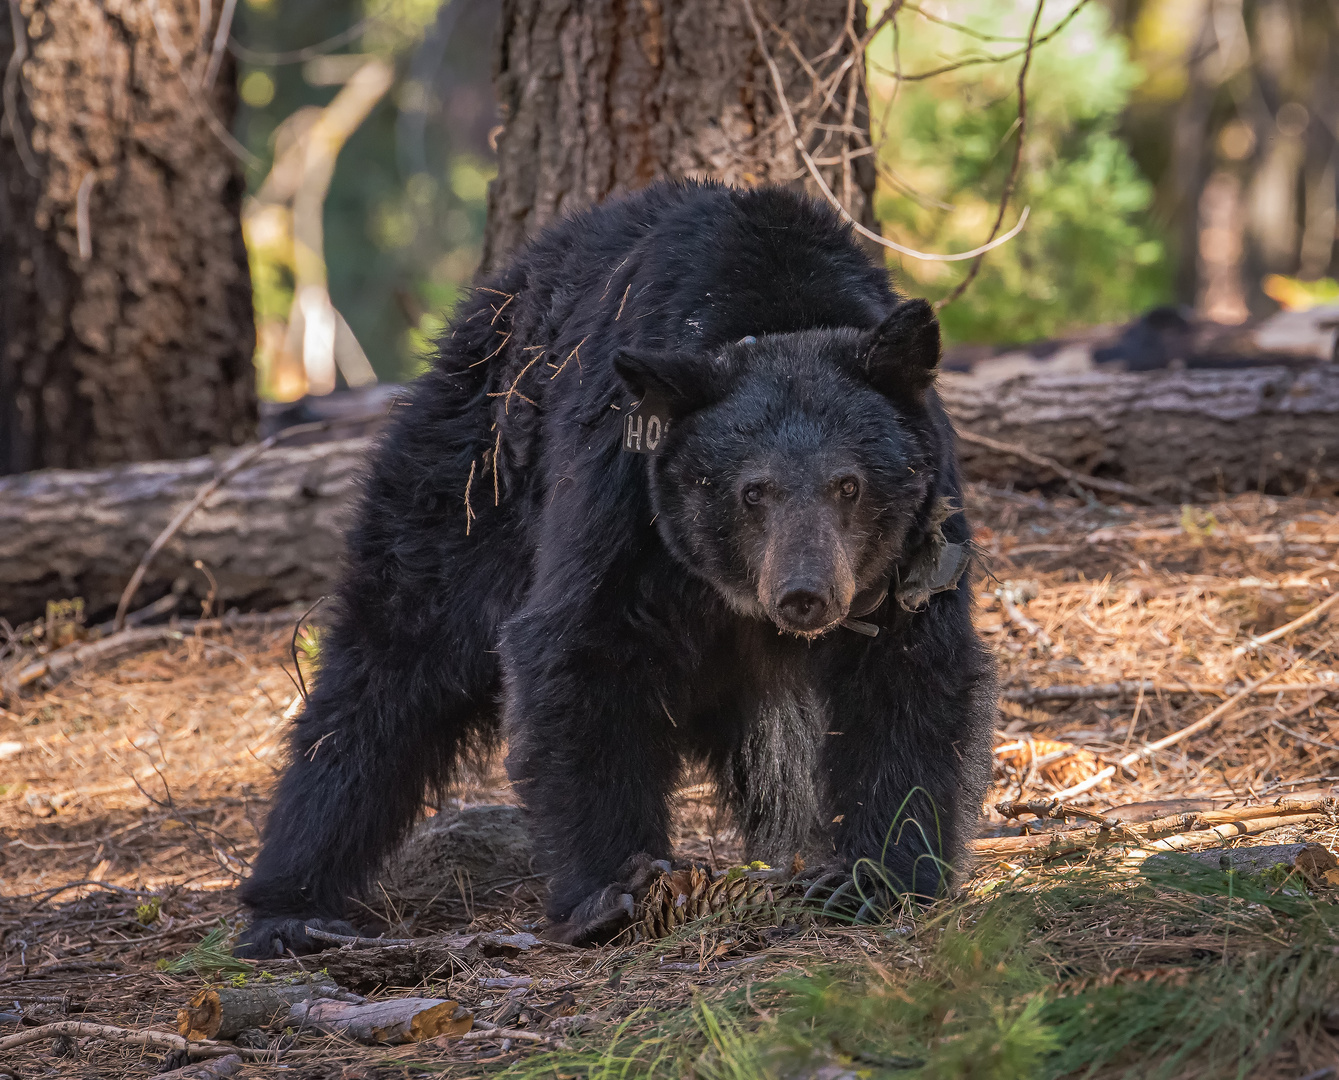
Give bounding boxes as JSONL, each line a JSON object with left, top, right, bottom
{"left": 1001, "top": 679, "right": 1339, "bottom": 704}
{"left": 935, "top": 0, "right": 1044, "bottom": 309}
{"left": 3, "top": 0, "right": 40, "bottom": 178}
{"left": 14, "top": 611, "right": 301, "bottom": 690}
{"left": 460, "top": 1018, "right": 560, "bottom": 1045}
{"left": 178, "top": 979, "right": 353, "bottom": 1041}
{"left": 972, "top": 801, "right": 1330, "bottom": 859}
{"left": 1235, "top": 591, "right": 1339, "bottom": 656}
{"left": 1051, "top": 656, "right": 1313, "bottom": 801}
{"left": 303, "top": 926, "right": 540, "bottom": 953}
{"left": 1130, "top": 814, "right": 1330, "bottom": 858}
{"left": 0, "top": 1019, "right": 189, "bottom": 1053}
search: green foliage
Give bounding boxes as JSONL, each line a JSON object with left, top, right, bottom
{"left": 134, "top": 896, "right": 161, "bottom": 926}
{"left": 869, "top": 0, "right": 1172, "bottom": 343}
{"left": 498, "top": 861, "right": 1339, "bottom": 1080}
{"left": 160, "top": 926, "right": 252, "bottom": 977}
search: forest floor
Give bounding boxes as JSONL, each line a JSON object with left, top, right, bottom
{"left": 2, "top": 485, "right": 1338, "bottom": 1079}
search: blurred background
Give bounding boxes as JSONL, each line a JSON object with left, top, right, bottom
{"left": 229, "top": 0, "right": 1338, "bottom": 396}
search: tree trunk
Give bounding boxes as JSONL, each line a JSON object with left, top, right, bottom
{"left": 0, "top": 0, "right": 256, "bottom": 475}
{"left": 4, "top": 365, "right": 1338, "bottom": 626}
{"left": 482, "top": 0, "right": 878, "bottom": 272}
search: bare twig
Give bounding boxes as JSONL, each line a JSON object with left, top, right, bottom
{"left": 145, "top": 0, "right": 260, "bottom": 168}
{"left": 228, "top": 6, "right": 387, "bottom": 65}
{"left": 3, "top": 0, "right": 39, "bottom": 177}
{"left": 1234, "top": 591, "right": 1339, "bottom": 655}
{"left": 936, "top": 0, "right": 1043, "bottom": 310}
{"left": 1002, "top": 678, "right": 1339, "bottom": 704}
{"left": 463, "top": 1019, "right": 560, "bottom": 1045}
{"left": 1050, "top": 647, "right": 1328, "bottom": 801}
{"left": 955, "top": 428, "right": 1161, "bottom": 504}
{"left": 75, "top": 170, "right": 96, "bottom": 260}
{"left": 15, "top": 610, "right": 300, "bottom": 688}
{"left": 893, "top": 0, "right": 1095, "bottom": 82}
{"left": 113, "top": 418, "right": 357, "bottom": 631}
{"left": 738, "top": 0, "right": 1029, "bottom": 264}
{"left": 0, "top": 1020, "right": 188, "bottom": 1053}
{"left": 202, "top": 0, "right": 239, "bottom": 89}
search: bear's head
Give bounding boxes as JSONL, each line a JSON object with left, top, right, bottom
{"left": 616, "top": 299, "right": 956, "bottom": 637}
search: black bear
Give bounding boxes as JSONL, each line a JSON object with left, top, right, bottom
{"left": 236, "top": 180, "right": 996, "bottom": 957}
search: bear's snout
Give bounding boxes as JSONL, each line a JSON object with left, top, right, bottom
{"left": 776, "top": 586, "right": 832, "bottom": 632}
{"left": 759, "top": 516, "right": 856, "bottom": 636}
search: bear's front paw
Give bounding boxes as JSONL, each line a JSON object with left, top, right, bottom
{"left": 546, "top": 854, "right": 672, "bottom": 946}
{"left": 798, "top": 867, "right": 900, "bottom": 924}
{"left": 233, "top": 916, "right": 360, "bottom": 959}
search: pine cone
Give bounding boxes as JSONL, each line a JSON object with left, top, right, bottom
{"left": 633, "top": 865, "right": 805, "bottom": 940}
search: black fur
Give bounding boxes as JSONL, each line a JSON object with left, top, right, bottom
{"left": 236, "top": 180, "right": 996, "bottom": 956}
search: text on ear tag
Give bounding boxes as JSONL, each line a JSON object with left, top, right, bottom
{"left": 622, "top": 393, "right": 671, "bottom": 454}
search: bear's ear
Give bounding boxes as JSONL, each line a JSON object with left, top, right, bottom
{"left": 614, "top": 348, "right": 728, "bottom": 415}
{"left": 857, "top": 299, "right": 941, "bottom": 403}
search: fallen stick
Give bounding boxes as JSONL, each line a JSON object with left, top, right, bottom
{"left": 14, "top": 610, "right": 300, "bottom": 688}
{"left": 1128, "top": 814, "right": 1329, "bottom": 860}
{"left": 304, "top": 926, "right": 540, "bottom": 953}
{"left": 656, "top": 954, "right": 772, "bottom": 973}
{"left": 1050, "top": 664, "right": 1291, "bottom": 801}
{"left": 1235, "top": 591, "right": 1339, "bottom": 656}
{"left": 0, "top": 1020, "right": 188, "bottom": 1053}
{"left": 954, "top": 429, "right": 1161, "bottom": 505}
{"left": 462, "top": 1019, "right": 558, "bottom": 1045}
{"left": 289, "top": 996, "right": 472, "bottom": 1044}
{"left": 973, "top": 800, "right": 1332, "bottom": 859}
{"left": 1002, "top": 677, "right": 1338, "bottom": 704}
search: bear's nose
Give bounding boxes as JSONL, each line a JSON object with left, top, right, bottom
{"left": 777, "top": 589, "right": 830, "bottom": 631}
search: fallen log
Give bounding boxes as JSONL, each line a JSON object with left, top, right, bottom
{"left": 177, "top": 978, "right": 354, "bottom": 1041}
{"left": 288, "top": 996, "right": 472, "bottom": 1043}
{"left": 0, "top": 439, "right": 369, "bottom": 625}
{"left": 2, "top": 365, "right": 1337, "bottom": 624}
{"left": 940, "top": 364, "right": 1339, "bottom": 496}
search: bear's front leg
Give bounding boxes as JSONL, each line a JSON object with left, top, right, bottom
{"left": 817, "top": 604, "right": 996, "bottom": 914}
{"left": 501, "top": 603, "right": 684, "bottom": 944}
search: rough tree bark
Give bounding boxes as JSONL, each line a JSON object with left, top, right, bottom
{"left": 0, "top": 0, "right": 256, "bottom": 475}
{"left": 0, "top": 440, "right": 367, "bottom": 625}
{"left": 944, "top": 365, "right": 1339, "bottom": 495}
{"left": 3, "top": 365, "right": 1337, "bottom": 625}
{"left": 482, "top": 0, "right": 879, "bottom": 271}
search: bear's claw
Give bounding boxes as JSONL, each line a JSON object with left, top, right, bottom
{"left": 545, "top": 854, "right": 672, "bottom": 946}
{"left": 233, "top": 916, "right": 360, "bottom": 959}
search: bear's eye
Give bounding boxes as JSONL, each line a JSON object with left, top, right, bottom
{"left": 742, "top": 483, "right": 765, "bottom": 506}
{"left": 838, "top": 477, "right": 860, "bottom": 500}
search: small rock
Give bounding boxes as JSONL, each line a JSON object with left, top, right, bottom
{"left": 548, "top": 1014, "right": 593, "bottom": 1036}
{"left": 49, "top": 1034, "right": 76, "bottom": 1058}
{"left": 231, "top": 1028, "right": 269, "bottom": 1050}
